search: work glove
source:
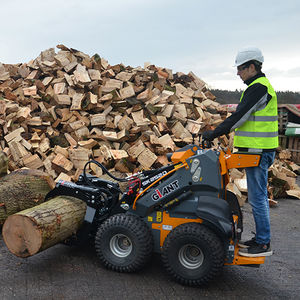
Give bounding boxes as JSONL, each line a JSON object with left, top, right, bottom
{"left": 202, "top": 130, "right": 215, "bottom": 141}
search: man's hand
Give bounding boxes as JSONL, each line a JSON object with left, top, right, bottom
{"left": 202, "top": 130, "right": 215, "bottom": 141}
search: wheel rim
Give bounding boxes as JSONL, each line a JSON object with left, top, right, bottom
{"left": 110, "top": 234, "right": 132, "bottom": 258}
{"left": 178, "top": 244, "right": 204, "bottom": 269}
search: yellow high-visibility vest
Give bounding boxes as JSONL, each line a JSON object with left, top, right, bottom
{"left": 234, "top": 77, "right": 278, "bottom": 149}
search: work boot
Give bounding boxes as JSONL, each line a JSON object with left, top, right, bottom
{"left": 239, "top": 242, "right": 273, "bottom": 257}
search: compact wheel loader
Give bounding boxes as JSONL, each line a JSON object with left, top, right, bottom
{"left": 46, "top": 142, "right": 265, "bottom": 286}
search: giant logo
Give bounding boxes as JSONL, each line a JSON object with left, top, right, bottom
{"left": 151, "top": 180, "right": 179, "bottom": 201}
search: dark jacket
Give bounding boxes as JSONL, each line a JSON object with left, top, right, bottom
{"left": 210, "top": 72, "right": 274, "bottom": 151}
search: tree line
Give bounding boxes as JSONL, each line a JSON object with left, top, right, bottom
{"left": 211, "top": 89, "right": 300, "bottom": 104}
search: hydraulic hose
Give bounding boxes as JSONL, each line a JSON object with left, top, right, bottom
{"left": 83, "top": 160, "right": 128, "bottom": 183}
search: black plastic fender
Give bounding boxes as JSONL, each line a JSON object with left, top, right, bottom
{"left": 196, "top": 195, "right": 233, "bottom": 239}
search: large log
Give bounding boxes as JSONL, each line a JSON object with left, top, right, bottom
{"left": 0, "top": 151, "right": 8, "bottom": 177}
{"left": 2, "top": 196, "right": 87, "bottom": 257}
{"left": 0, "top": 169, "right": 55, "bottom": 224}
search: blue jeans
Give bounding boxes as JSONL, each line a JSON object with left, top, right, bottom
{"left": 245, "top": 151, "right": 275, "bottom": 245}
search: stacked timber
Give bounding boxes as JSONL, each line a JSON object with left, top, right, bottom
{"left": 0, "top": 44, "right": 226, "bottom": 183}
{"left": 268, "top": 155, "right": 300, "bottom": 200}
{"left": 0, "top": 45, "right": 299, "bottom": 201}
{"left": 227, "top": 154, "right": 300, "bottom": 205}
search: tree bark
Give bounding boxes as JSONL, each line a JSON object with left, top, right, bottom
{"left": 0, "top": 151, "right": 8, "bottom": 178}
{"left": 0, "top": 169, "right": 55, "bottom": 224}
{"left": 2, "top": 196, "right": 87, "bottom": 258}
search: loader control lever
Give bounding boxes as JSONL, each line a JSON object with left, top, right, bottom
{"left": 202, "top": 138, "right": 212, "bottom": 149}
{"left": 166, "top": 153, "right": 172, "bottom": 162}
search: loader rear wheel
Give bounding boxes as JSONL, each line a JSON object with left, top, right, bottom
{"left": 162, "top": 223, "right": 224, "bottom": 286}
{"left": 95, "top": 213, "right": 153, "bottom": 272}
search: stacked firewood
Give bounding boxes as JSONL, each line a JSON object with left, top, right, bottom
{"left": 0, "top": 44, "right": 226, "bottom": 182}
{"left": 268, "top": 150, "right": 300, "bottom": 200}
{"left": 227, "top": 153, "right": 300, "bottom": 206}
{"left": 0, "top": 45, "right": 299, "bottom": 201}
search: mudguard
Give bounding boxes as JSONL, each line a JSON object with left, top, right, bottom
{"left": 196, "top": 195, "right": 233, "bottom": 238}
{"left": 225, "top": 190, "right": 243, "bottom": 239}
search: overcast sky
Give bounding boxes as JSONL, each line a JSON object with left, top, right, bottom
{"left": 1, "top": 0, "right": 300, "bottom": 92}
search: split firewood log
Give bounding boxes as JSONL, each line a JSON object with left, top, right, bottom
{"left": 286, "top": 189, "right": 300, "bottom": 199}
{"left": 2, "top": 196, "right": 86, "bottom": 258}
{"left": 0, "top": 169, "right": 55, "bottom": 224}
{"left": 0, "top": 151, "right": 8, "bottom": 177}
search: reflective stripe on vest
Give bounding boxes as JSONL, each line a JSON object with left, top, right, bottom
{"left": 233, "top": 77, "right": 278, "bottom": 149}
{"left": 247, "top": 115, "right": 278, "bottom": 122}
{"left": 235, "top": 131, "right": 278, "bottom": 137}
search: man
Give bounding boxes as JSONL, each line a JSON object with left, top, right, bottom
{"left": 203, "top": 47, "right": 278, "bottom": 257}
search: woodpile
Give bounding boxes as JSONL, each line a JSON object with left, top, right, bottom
{"left": 227, "top": 168, "right": 248, "bottom": 207}
{"left": 0, "top": 44, "right": 299, "bottom": 204}
{"left": 268, "top": 154, "right": 300, "bottom": 200}
{"left": 227, "top": 151, "right": 300, "bottom": 206}
{"left": 0, "top": 44, "right": 225, "bottom": 182}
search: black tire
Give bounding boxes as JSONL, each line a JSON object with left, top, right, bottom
{"left": 161, "top": 223, "right": 224, "bottom": 286}
{"left": 95, "top": 213, "right": 153, "bottom": 272}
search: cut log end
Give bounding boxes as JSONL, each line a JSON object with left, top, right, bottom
{"left": 2, "top": 196, "right": 87, "bottom": 258}
{"left": 2, "top": 215, "right": 42, "bottom": 258}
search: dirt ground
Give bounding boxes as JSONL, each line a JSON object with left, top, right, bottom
{"left": 1, "top": 195, "right": 299, "bottom": 300}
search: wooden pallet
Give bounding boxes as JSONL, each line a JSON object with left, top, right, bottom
{"left": 278, "top": 107, "right": 288, "bottom": 134}
{"left": 279, "top": 135, "right": 289, "bottom": 149}
{"left": 288, "top": 136, "right": 300, "bottom": 163}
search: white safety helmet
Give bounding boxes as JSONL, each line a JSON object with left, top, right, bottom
{"left": 234, "top": 47, "right": 264, "bottom": 67}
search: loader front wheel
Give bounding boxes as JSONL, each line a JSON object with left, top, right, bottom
{"left": 95, "top": 214, "right": 153, "bottom": 272}
{"left": 162, "top": 223, "right": 224, "bottom": 286}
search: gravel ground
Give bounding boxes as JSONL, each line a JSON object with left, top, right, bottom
{"left": 0, "top": 194, "right": 299, "bottom": 300}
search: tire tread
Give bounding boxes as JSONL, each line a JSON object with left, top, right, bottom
{"left": 162, "top": 223, "right": 224, "bottom": 286}
{"left": 95, "top": 213, "right": 153, "bottom": 273}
